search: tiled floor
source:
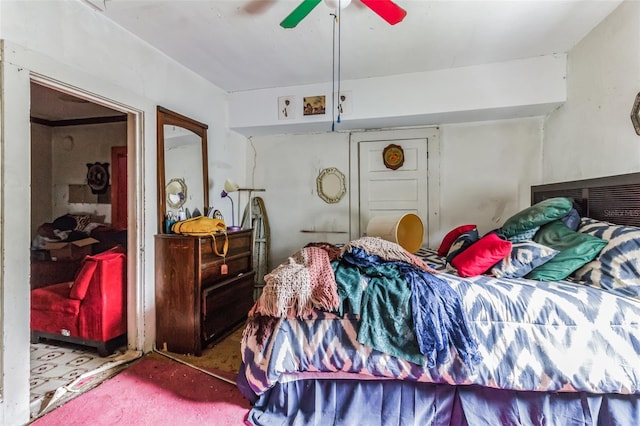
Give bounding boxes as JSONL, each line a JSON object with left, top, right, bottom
{"left": 30, "top": 341, "right": 139, "bottom": 420}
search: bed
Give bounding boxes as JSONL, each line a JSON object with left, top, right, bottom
{"left": 237, "top": 173, "right": 640, "bottom": 425}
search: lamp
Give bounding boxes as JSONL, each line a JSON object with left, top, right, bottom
{"left": 220, "top": 179, "right": 241, "bottom": 231}
{"left": 221, "top": 178, "right": 267, "bottom": 231}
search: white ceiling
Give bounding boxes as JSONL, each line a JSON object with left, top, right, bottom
{"left": 30, "top": 82, "right": 124, "bottom": 122}
{"left": 31, "top": 0, "right": 623, "bottom": 121}
{"left": 93, "top": 0, "right": 623, "bottom": 93}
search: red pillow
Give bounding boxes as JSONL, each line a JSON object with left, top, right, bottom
{"left": 451, "top": 233, "right": 512, "bottom": 278}
{"left": 437, "top": 224, "right": 477, "bottom": 256}
{"left": 69, "top": 257, "right": 99, "bottom": 300}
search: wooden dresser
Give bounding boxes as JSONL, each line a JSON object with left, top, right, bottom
{"left": 154, "top": 229, "right": 254, "bottom": 355}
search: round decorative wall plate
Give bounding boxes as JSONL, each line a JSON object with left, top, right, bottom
{"left": 86, "top": 162, "right": 110, "bottom": 194}
{"left": 631, "top": 91, "right": 640, "bottom": 136}
{"left": 383, "top": 144, "right": 404, "bottom": 170}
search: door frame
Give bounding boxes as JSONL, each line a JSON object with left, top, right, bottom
{"left": 349, "top": 127, "right": 441, "bottom": 247}
{"left": 1, "top": 38, "right": 152, "bottom": 423}
{"left": 111, "top": 146, "right": 128, "bottom": 231}
{"left": 29, "top": 75, "right": 144, "bottom": 354}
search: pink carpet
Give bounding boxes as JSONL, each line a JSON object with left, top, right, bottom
{"left": 31, "top": 353, "right": 252, "bottom": 425}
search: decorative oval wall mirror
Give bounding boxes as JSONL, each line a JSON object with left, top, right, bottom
{"left": 316, "top": 167, "right": 346, "bottom": 204}
{"left": 166, "top": 178, "right": 187, "bottom": 209}
{"left": 157, "top": 106, "right": 209, "bottom": 233}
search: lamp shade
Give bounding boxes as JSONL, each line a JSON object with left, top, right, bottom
{"left": 224, "top": 179, "right": 240, "bottom": 193}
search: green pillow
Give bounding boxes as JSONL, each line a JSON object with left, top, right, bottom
{"left": 501, "top": 197, "right": 573, "bottom": 238}
{"left": 527, "top": 220, "right": 607, "bottom": 281}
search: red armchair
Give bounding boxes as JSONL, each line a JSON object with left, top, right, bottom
{"left": 31, "top": 248, "right": 127, "bottom": 356}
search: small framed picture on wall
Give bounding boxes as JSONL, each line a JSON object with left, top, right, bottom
{"left": 303, "top": 96, "right": 326, "bottom": 116}
{"left": 278, "top": 96, "right": 295, "bottom": 120}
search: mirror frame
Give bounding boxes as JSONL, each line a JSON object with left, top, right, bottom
{"left": 157, "top": 106, "right": 209, "bottom": 233}
{"left": 316, "top": 167, "right": 346, "bottom": 204}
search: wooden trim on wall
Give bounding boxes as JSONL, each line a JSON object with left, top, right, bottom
{"left": 111, "top": 146, "right": 128, "bottom": 231}
{"left": 30, "top": 115, "right": 127, "bottom": 127}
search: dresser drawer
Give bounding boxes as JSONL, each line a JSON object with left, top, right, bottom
{"left": 155, "top": 229, "right": 253, "bottom": 355}
{"left": 199, "top": 231, "right": 252, "bottom": 258}
{"left": 201, "top": 251, "right": 251, "bottom": 284}
{"left": 201, "top": 272, "right": 255, "bottom": 342}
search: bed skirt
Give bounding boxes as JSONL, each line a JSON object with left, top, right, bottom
{"left": 239, "top": 375, "right": 640, "bottom": 426}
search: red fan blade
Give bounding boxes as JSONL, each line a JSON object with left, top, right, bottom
{"left": 359, "top": 0, "right": 407, "bottom": 25}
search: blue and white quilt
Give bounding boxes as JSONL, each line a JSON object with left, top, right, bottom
{"left": 241, "top": 248, "right": 640, "bottom": 397}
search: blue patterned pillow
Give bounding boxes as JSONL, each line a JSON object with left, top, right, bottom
{"left": 491, "top": 240, "right": 559, "bottom": 279}
{"left": 507, "top": 226, "right": 540, "bottom": 242}
{"left": 573, "top": 218, "right": 640, "bottom": 299}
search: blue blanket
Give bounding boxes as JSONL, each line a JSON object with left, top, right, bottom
{"left": 338, "top": 247, "right": 481, "bottom": 368}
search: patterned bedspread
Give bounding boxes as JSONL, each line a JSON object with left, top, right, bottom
{"left": 241, "top": 248, "right": 640, "bottom": 397}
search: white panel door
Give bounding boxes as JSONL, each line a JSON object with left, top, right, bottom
{"left": 360, "top": 137, "right": 427, "bottom": 233}
{"left": 349, "top": 128, "right": 440, "bottom": 247}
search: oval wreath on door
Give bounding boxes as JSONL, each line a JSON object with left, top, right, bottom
{"left": 86, "top": 162, "right": 110, "bottom": 194}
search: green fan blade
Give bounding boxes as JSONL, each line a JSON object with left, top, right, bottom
{"left": 280, "top": 0, "right": 322, "bottom": 28}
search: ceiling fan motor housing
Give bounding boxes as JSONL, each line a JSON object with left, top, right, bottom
{"left": 324, "top": 0, "right": 352, "bottom": 9}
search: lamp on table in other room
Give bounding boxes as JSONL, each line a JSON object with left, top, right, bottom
{"left": 220, "top": 179, "right": 242, "bottom": 231}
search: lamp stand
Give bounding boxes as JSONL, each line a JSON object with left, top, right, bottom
{"left": 221, "top": 189, "right": 242, "bottom": 231}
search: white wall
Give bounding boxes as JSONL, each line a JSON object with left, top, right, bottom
{"left": 543, "top": 0, "right": 640, "bottom": 182}
{"left": 231, "top": 55, "right": 567, "bottom": 137}
{"left": 51, "top": 122, "right": 127, "bottom": 223}
{"left": 437, "top": 118, "right": 543, "bottom": 238}
{"left": 246, "top": 132, "right": 351, "bottom": 268}
{"left": 0, "top": 1, "right": 246, "bottom": 423}
{"left": 249, "top": 118, "right": 543, "bottom": 269}
{"left": 31, "top": 122, "right": 127, "bottom": 239}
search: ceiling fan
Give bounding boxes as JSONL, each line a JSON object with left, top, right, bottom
{"left": 281, "top": 0, "right": 407, "bottom": 28}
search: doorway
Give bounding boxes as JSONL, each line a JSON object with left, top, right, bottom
{"left": 349, "top": 128, "right": 441, "bottom": 247}
{"left": 28, "top": 81, "right": 137, "bottom": 417}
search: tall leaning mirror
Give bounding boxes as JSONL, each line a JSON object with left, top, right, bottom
{"left": 156, "top": 106, "right": 209, "bottom": 233}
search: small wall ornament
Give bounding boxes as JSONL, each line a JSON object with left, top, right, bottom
{"left": 631, "top": 92, "right": 640, "bottom": 136}
{"left": 86, "top": 162, "right": 110, "bottom": 194}
{"left": 278, "top": 96, "right": 296, "bottom": 120}
{"left": 382, "top": 144, "right": 404, "bottom": 170}
{"left": 316, "top": 167, "right": 346, "bottom": 204}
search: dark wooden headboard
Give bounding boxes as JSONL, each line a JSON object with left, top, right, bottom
{"left": 531, "top": 172, "right": 640, "bottom": 228}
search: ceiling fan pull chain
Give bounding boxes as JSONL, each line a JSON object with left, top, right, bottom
{"left": 336, "top": 2, "right": 342, "bottom": 124}
{"left": 331, "top": 11, "right": 338, "bottom": 131}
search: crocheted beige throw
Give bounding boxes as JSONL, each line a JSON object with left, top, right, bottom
{"left": 252, "top": 246, "right": 340, "bottom": 318}
{"left": 342, "top": 236, "right": 439, "bottom": 274}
